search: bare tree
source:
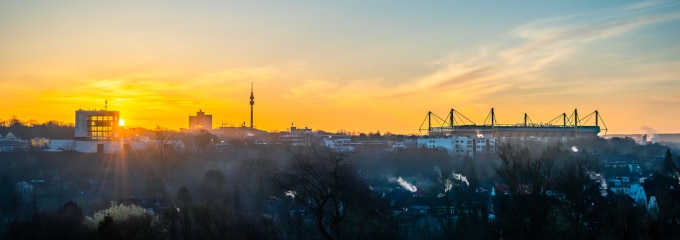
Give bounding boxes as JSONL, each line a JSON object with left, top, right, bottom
{"left": 180, "top": 129, "right": 216, "bottom": 155}
{"left": 554, "top": 152, "right": 600, "bottom": 238}
{"left": 193, "top": 129, "right": 214, "bottom": 154}
{"left": 0, "top": 175, "right": 22, "bottom": 225}
{"left": 275, "top": 146, "right": 371, "bottom": 240}
{"left": 495, "top": 144, "right": 557, "bottom": 239}
{"left": 663, "top": 149, "right": 676, "bottom": 174}
{"left": 154, "top": 125, "right": 174, "bottom": 176}
{"left": 432, "top": 166, "right": 469, "bottom": 239}
{"left": 200, "top": 169, "right": 228, "bottom": 205}
{"left": 236, "top": 156, "right": 277, "bottom": 209}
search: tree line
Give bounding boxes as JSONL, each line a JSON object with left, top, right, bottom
{"left": 0, "top": 117, "right": 75, "bottom": 140}
{"left": 1, "top": 135, "right": 679, "bottom": 239}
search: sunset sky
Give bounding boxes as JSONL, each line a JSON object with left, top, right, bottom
{"left": 1, "top": 1, "right": 679, "bottom": 134}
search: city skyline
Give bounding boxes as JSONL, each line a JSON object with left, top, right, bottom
{"left": 2, "top": 1, "right": 679, "bottom": 134}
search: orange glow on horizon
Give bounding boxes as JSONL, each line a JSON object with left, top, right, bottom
{"left": 1, "top": 1, "right": 678, "bottom": 135}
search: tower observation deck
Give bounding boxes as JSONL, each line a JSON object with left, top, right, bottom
{"left": 419, "top": 108, "right": 607, "bottom": 141}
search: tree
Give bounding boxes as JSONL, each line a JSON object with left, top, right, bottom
{"left": 154, "top": 125, "right": 175, "bottom": 176}
{"left": 84, "top": 201, "right": 167, "bottom": 240}
{"left": 0, "top": 175, "right": 22, "bottom": 224}
{"left": 191, "top": 204, "right": 234, "bottom": 239}
{"left": 8, "top": 116, "right": 22, "bottom": 127}
{"left": 236, "top": 156, "right": 277, "bottom": 208}
{"left": 5, "top": 201, "right": 85, "bottom": 239}
{"left": 176, "top": 185, "right": 193, "bottom": 207}
{"left": 175, "top": 186, "right": 193, "bottom": 240}
{"left": 275, "top": 146, "right": 372, "bottom": 240}
{"left": 51, "top": 201, "right": 85, "bottom": 239}
{"left": 553, "top": 152, "right": 600, "bottom": 238}
{"left": 193, "top": 129, "right": 215, "bottom": 154}
{"left": 200, "top": 169, "right": 228, "bottom": 205}
{"left": 495, "top": 144, "right": 557, "bottom": 239}
{"left": 143, "top": 170, "right": 167, "bottom": 198}
{"left": 663, "top": 149, "right": 675, "bottom": 174}
{"left": 432, "top": 166, "right": 469, "bottom": 239}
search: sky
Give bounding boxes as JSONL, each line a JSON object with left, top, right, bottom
{"left": 1, "top": 0, "right": 679, "bottom": 135}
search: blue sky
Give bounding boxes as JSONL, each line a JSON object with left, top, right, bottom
{"left": 1, "top": 0, "right": 679, "bottom": 134}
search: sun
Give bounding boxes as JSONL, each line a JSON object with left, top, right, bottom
{"left": 119, "top": 119, "right": 125, "bottom": 127}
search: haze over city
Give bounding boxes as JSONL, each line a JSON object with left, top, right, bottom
{"left": 2, "top": 0, "right": 679, "bottom": 134}
{"left": 5, "top": 2, "right": 680, "bottom": 239}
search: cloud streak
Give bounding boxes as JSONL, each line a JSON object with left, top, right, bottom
{"left": 271, "top": 0, "right": 680, "bottom": 133}
{"left": 301, "top": 1, "right": 680, "bottom": 106}
{"left": 2, "top": 1, "right": 679, "bottom": 133}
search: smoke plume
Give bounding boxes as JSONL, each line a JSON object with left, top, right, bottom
{"left": 641, "top": 126, "right": 659, "bottom": 143}
{"left": 435, "top": 166, "right": 469, "bottom": 196}
{"left": 451, "top": 172, "right": 470, "bottom": 187}
{"left": 588, "top": 171, "right": 608, "bottom": 197}
{"left": 389, "top": 176, "right": 418, "bottom": 192}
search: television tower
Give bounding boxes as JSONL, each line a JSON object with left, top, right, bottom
{"left": 249, "top": 82, "right": 254, "bottom": 129}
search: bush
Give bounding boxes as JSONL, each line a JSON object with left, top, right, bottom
{"left": 84, "top": 201, "right": 168, "bottom": 240}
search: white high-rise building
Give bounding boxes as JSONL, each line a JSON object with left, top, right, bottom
{"left": 416, "top": 136, "right": 496, "bottom": 157}
{"left": 75, "top": 110, "right": 120, "bottom": 141}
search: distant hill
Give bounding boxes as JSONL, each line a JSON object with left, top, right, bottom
{"left": 606, "top": 134, "right": 680, "bottom": 149}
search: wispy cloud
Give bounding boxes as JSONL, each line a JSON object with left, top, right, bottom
{"left": 40, "top": 1, "right": 678, "bottom": 117}
{"left": 376, "top": 1, "right": 680, "bottom": 102}
{"left": 267, "top": 0, "right": 680, "bottom": 131}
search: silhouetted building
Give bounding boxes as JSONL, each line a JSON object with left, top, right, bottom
{"left": 189, "top": 110, "right": 212, "bottom": 130}
{"left": 0, "top": 132, "right": 30, "bottom": 151}
{"left": 279, "top": 124, "right": 314, "bottom": 146}
{"left": 322, "top": 136, "right": 354, "bottom": 152}
{"left": 75, "top": 110, "right": 120, "bottom": 141}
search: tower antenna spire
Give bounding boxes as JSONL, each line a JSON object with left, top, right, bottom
{"left": 249, "top": 82, "right": 254, "bottom": 129}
